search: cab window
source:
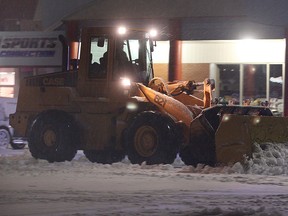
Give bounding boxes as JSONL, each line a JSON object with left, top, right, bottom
{"left": 89, "top": 37, "right": 109, "bottom": 79}
{"left": 112, "top": 39, "right": 131, "bottom": 80}
{"left": 112, "top": 39, "right": 144, "bottom": 82}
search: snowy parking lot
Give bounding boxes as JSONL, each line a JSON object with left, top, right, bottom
{"left": 1, "top": 143, "right": 288, "bottom": 216}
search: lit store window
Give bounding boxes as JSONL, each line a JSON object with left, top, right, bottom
{"left": 217, "top": 64, "right": 284, "bottom": 115}
{"left": 0, "top": 72, "right": 15, "bottom": 98}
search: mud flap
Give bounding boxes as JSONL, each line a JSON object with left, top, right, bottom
{"left": 215, "top": 114, "right": 288, "bottom": 165}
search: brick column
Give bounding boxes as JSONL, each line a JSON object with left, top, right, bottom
{"left": 168, "top": 19, "right": 182, "bottom": 81}
{"left": 65, "top": 21, "right": 79, "bottom": 70}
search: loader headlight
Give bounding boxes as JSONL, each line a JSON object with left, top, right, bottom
{"left": 149, "top": 29, "right": 158, "bottom": 37}
{"left": 120, "top": 77, "right": 131, "bottom": 96}
{"left": 120, "top": 77, "right": 131, "bottom": 87}
{"left": 118, "top": 26, "right": 127, "bottom": 35}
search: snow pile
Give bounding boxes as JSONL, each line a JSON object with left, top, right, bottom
{"left": 1, "top": 143, "right": 288, "bottom": 177}
{"left": 178, "top": 143, "right": 288, "bottom": 176}
{"left": 1, "top": 145, "right": 288, "bottom": 216}
{"left": 1, "top": 143, "right": 288, "bottom": 187}
{"left": 245, "top": 143, "right": 288, "bottom": 175}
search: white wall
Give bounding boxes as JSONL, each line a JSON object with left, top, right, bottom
{"left": 153, "top": 39, "right": 286, "bottom": 64}
{"left": 152, "top": 41, "right": 170, "bottom": 64}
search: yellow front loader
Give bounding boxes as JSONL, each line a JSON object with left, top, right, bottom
{"left": 9, "top": 26, "right": 288, "bottom": 166}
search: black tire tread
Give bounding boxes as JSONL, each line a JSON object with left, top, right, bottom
{"left": 28, "top": 110, "right": 78, "bottom": 162}
{"left": 125, "top": 111, "right": 180, "bottom": 165}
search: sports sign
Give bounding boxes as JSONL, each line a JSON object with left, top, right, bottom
{"left": 0, "top": 31, "right": 64, "bottom": 66}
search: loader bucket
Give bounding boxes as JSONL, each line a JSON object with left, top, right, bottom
{"left": 182, "top": 105, "right": 288, "bottom": 166}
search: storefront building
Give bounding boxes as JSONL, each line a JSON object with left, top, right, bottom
{"left": 152, "top": 39, "right": 285, "bottom": 115}
{"left": 0, "top": 30, "right": 64, "bottom": 119}
{"left": 1, "top": 0, "right": 288, "bottom": 116}
{"left": 0, "top": 31, "right": 64, "bottom": 98}
{"left": 61, "top": 0, "right": 288, "bottom": 116}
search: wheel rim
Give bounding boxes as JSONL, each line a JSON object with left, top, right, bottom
{"left": 0, "top": 128, "right": 10, "bottom": 148}
{"left": 43, "top": 129, "right": 57, "bottom": 147}
{"left": 134, "top": 126, "right": 158, "bottom": 157}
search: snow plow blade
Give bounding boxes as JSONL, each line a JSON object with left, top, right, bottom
{"left": 183, "top": 106, "right": 288, "bottom": 166}
{"left": 215, "top": 114, "right": 288, "bottom": 165}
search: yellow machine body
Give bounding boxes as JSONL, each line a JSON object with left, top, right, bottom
{"left": 9, "top": 26, "right": 288, "bottom": 166}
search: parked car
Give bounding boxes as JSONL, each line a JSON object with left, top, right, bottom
{"left": 0, "top": 98, "right": 27, "bottom": 149}
{"left": 0, "top": 119, "right": 27, "bottom": 149}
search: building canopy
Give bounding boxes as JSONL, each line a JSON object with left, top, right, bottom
{"left": 61, "top": 0, "right": 288, "bottom": 40}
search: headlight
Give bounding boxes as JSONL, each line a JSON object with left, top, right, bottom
{"left": 149, "top": 29, "right": 158, "bottom": 37}
{"left": 120, "top": 77, "right": 131, "bottom": 87}
{"left": 118, "top": 26, "right": 127, "bottom": 35}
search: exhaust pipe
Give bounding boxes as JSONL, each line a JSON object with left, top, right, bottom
{"left": 58, "top": 34, "right": 69, "bottom": 71}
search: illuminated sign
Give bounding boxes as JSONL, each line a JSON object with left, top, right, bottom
{"left": 0, "top": 31, "right": 64, "bottom": 66}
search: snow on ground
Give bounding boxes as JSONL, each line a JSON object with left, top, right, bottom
{"left": 1, "top": 143, "right": 288, "bottom": 216}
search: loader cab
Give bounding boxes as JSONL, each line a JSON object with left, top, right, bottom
{"left": 77, "top": 27, "right": 154, "bottom": 99}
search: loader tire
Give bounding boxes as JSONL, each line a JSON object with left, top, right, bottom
{"left": 84, "top": 150, "right": 125, "bottom": 164}
{"left": 125, "top": 111, "right": 179, "bottom": 165}
{"left": 28, "top": 110, "right": 78, "bottom": 162}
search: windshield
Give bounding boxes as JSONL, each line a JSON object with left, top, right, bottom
{"left": 113, "top": 38, "right": 153, "bottom": 85}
